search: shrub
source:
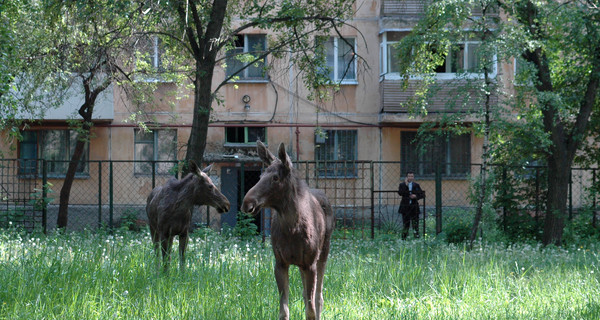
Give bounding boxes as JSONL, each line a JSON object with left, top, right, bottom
{"left": 441, "top": 208, "right": 473, "bottom": 244}
{"left": 232, "top": 211, "right": 259, "bottom": 240}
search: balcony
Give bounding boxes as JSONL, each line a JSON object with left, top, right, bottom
{"left": 381, "top": 0, "right": 426, "bottom": 18}
{"left": 380, "top": 79, "right": 498, "bottom": 116}
{"left": 381, "top": 0, "right": 498, "bottom": 19}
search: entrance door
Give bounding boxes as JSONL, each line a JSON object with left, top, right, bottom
{"left": 220, "top": 165, "right": 262, "bottom": 230}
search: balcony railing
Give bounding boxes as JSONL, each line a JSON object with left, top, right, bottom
{"left": 381, "top": 0, "right": 498, "bottom": 18}
{"left": 380, "top": 79, "right": 498, "bottom": 114}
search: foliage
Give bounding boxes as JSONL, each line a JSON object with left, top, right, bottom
{"left": 563, "top": 208, "right": 600, "bottom": 246}
{"left": 119, "top": 209, "right": 143, "bottom": 232}
{"left": 397, "top": 0, "right": 600, "bottom": 245}
{"left": 439, "top": 208, "right": 474, "bottom": 244}
{"left": 232, "top": 211, "right": 259, "bottom": 240}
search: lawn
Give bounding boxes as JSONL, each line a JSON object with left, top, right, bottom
{"left": 0, "top": 229, "right": 599, "bottom": 319}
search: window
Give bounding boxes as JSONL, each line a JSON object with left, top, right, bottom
{"left": 380, "top": 32, "right": 496, "bottom": 79}
{"left": 315, "top": 130, "right": 357, "bottom": 177}
{"left": 225, "top": 34, "right": 267, "bottom": 80}
{"left": 513, "top": 56, "right": 533, "bottom": 86}
{"left": 380, "top": 32, "right": 410, "bottom": 74}
{"left": 18, "top": 130, "right": 89, "bottom": 177}
{"left": 134, "top": 129, "right": 177, "bottom": 175}
{"left": 401, "top": 131, "right": 471, "bottom": 177}
{"left": 225, "top": 127, "right": 266, "bottom": 145}
{"left": 433, "top": 43, "right": 484, "bottom": 74}
{"left": 135, "top": 35, "right": 170, "bottom": 81}
{"left": 319, "top": 37, "right": 357, "bottom": 83}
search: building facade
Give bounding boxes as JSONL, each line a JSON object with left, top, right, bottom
{"left": 1, "top": 1, "right": 519, "bottom": 231}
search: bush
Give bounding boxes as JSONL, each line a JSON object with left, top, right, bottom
{"left": 562, "top": 208, "right": 600, "bottom": 246}
{"left": 232, "top": 211, "right": 259, "bottom": 240}
{"left": 498, "top": 209, "right": 543, "bottom": 243}
{"left": 441, "top": 208, "right": 473, "bottom": 244}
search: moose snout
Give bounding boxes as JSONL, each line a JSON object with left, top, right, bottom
{"left": 217, "top": 201, "right": 231, "bottom": 214}
{"left": 241, "top": 198, "right": 257, "bottom": 215}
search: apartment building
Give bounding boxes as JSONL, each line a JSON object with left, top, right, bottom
{"left": 1, "top": 1, "right": 509, "bottom": 230}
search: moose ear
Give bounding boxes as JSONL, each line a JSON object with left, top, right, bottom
{"left": 257, "top": 140, "right": 276, "bottom": 166}
{"left": 277, "top": 142, "right": 292, "bottom": 173}
{"left": 189, "top": 160, "right": 199, "bottom": 173}
{"left": 202, "top": 163, "right": 213, "bottom": 174}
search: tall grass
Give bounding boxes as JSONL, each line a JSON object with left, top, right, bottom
{"left": 1, "top": 229, "right": 599, "bottom": 319}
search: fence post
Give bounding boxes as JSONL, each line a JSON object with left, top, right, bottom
{"left": 502, "top": 166, "right": 507, "bottom": 232}
{"left": 151, "top": 160, "right": 156, "bottom": 189}
{"left": 98, "top": 162, "right": 102, "bottom": 228}
{"left": 42, "top": 159, "right": 47, "bottom": 234}
{"left": 109, "top": 160, "right": 114, "bottom": 230}
{"left": 535, "top": 167, "right": 540, "bottom": 220}
{"left": 593, "top": 169, "right": 597, "bottom": 228}
{"left": 435, "top": 161, "right": 442, "bottom": 235}
{"left": 370, "top": 161, "right": 375, "bottom": 239}
{"left": 569, "top": 169, "right": 573, "bottom": 220}
{"left": 422, "top": 190, "right": 426, "bottom": 237}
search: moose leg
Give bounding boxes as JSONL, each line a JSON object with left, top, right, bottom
{"left": 274, "top": 261, "right": 290, "bottom": 320}
{"left": 315, "top": 246, "right": 331, "bottom": 319}
{"left": 300, "top": 265, "right": 318, "bottom": 320}
{"left": 149, "top": 224, "right": 160, "bottom": 260}
{"left": 178, "top": 232, "right": 188, "bottom": 269}
{"left": 160, "top": 235, "right": 173, "bottom": 271}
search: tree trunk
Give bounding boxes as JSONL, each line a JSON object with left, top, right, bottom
{"left": 185, "top": 64, "right": 214, "bottom": 168}
{"left": 541, "top": 153, "right": 570, "bottom": 246}
{"left": 181, "top": 0, "right": 228, "bottom": 169}
{"left": 56, "top": 122, "right": 92, "bottom": 229}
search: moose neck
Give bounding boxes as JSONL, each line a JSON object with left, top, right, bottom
{"left": 271, "top": 176, "right": 307, "bottom": 226}
{"left": 176, "top": 174, "right": 199, "bottom": 206}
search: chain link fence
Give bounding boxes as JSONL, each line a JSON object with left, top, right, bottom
{"left": 0, "top": 159, "right": 597, "bottom": 240}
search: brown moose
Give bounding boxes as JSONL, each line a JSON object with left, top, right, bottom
{"left": 242, "top": 141, "right": 334, "bottom": 320}
{"left": 146, "top": 161, "right": 230, "bottom": 270}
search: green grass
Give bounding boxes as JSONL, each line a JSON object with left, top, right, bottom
{"left": 1, "top": 229, "right": 599, "bottom": 320}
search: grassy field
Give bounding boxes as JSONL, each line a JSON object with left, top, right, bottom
{"left": 0, "top": 229, "right": 599, "bottom": 320}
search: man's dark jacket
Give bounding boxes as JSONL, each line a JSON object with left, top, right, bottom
{"left": 397, "top": 181, "right": 424, "bottom": 215}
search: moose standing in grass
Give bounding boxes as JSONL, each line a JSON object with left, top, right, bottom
{"left": 146, "top": 161, "right": 230, "bottom": 270}
{"left": 242, "top": 141, "right": 335, "bottom": 320}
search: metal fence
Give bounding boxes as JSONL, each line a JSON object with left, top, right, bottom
{"left": 0, "top": 159, "right": 598, "bottom": 240}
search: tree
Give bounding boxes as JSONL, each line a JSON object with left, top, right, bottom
{"left": 502, "top": 0, "right": 600, "bottom": 245}
{"left": 41, "top": 0, "right": 148, "bottom": 228}
{"left": 0, "top": 0, "right": 68, "bottom": 150}
{"left": 143, "top": 0, "right": 357, "bottom": 168}
{"left": 395, "top": 0, "right": 505, "bottom": 245}
{"left": 396, "top": 0, "right": 600, "bottom": 245}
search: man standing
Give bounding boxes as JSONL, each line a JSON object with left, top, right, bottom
{"left": 398, "top": 171, "right": 424, "bottom": 239}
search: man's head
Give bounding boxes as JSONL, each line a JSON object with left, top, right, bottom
{"left": 406, "top": 171, "right": 415, "bottom": 183}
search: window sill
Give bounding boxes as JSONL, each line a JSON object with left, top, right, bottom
{"left": 226, "top": 79, "right": 269, "bottom": 84}
{"left": 338, "top": 80, "right": 358, "bottom": 85}
{"left": 224, "top": 143, "right": 266, "bottom": 148}
{"left": 18, "top": 173, "right": 90, "bottom": 180}
{"left": 380, "top": 72, "right": 497, "bottom": 81}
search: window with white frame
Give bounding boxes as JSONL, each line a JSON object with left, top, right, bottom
{"left": 401, "top": 131, "right": 471, "bottom": 177}
{"left": 134, "top": 129, "right": 177, "bottom": 175}
{"left": 315, "top": 130, "right": 357, "bottom": 177}
{"left": 225, "top": 34, "right": 268, "bottom": 80}
{"left": 380, "top": 31, "right": 496, "bottom": 79}
{"left": 319, "top": 37, "right": 357, "bottom": 83}
{"left": 18, "top": 130, "right": 89, "bottom": 177}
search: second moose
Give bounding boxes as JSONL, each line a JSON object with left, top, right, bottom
{"left": 146, "top": 161, "right": 230, "bottom": 270}
{"left": 242, "top": 141, "right": 334, "bottom": 320}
